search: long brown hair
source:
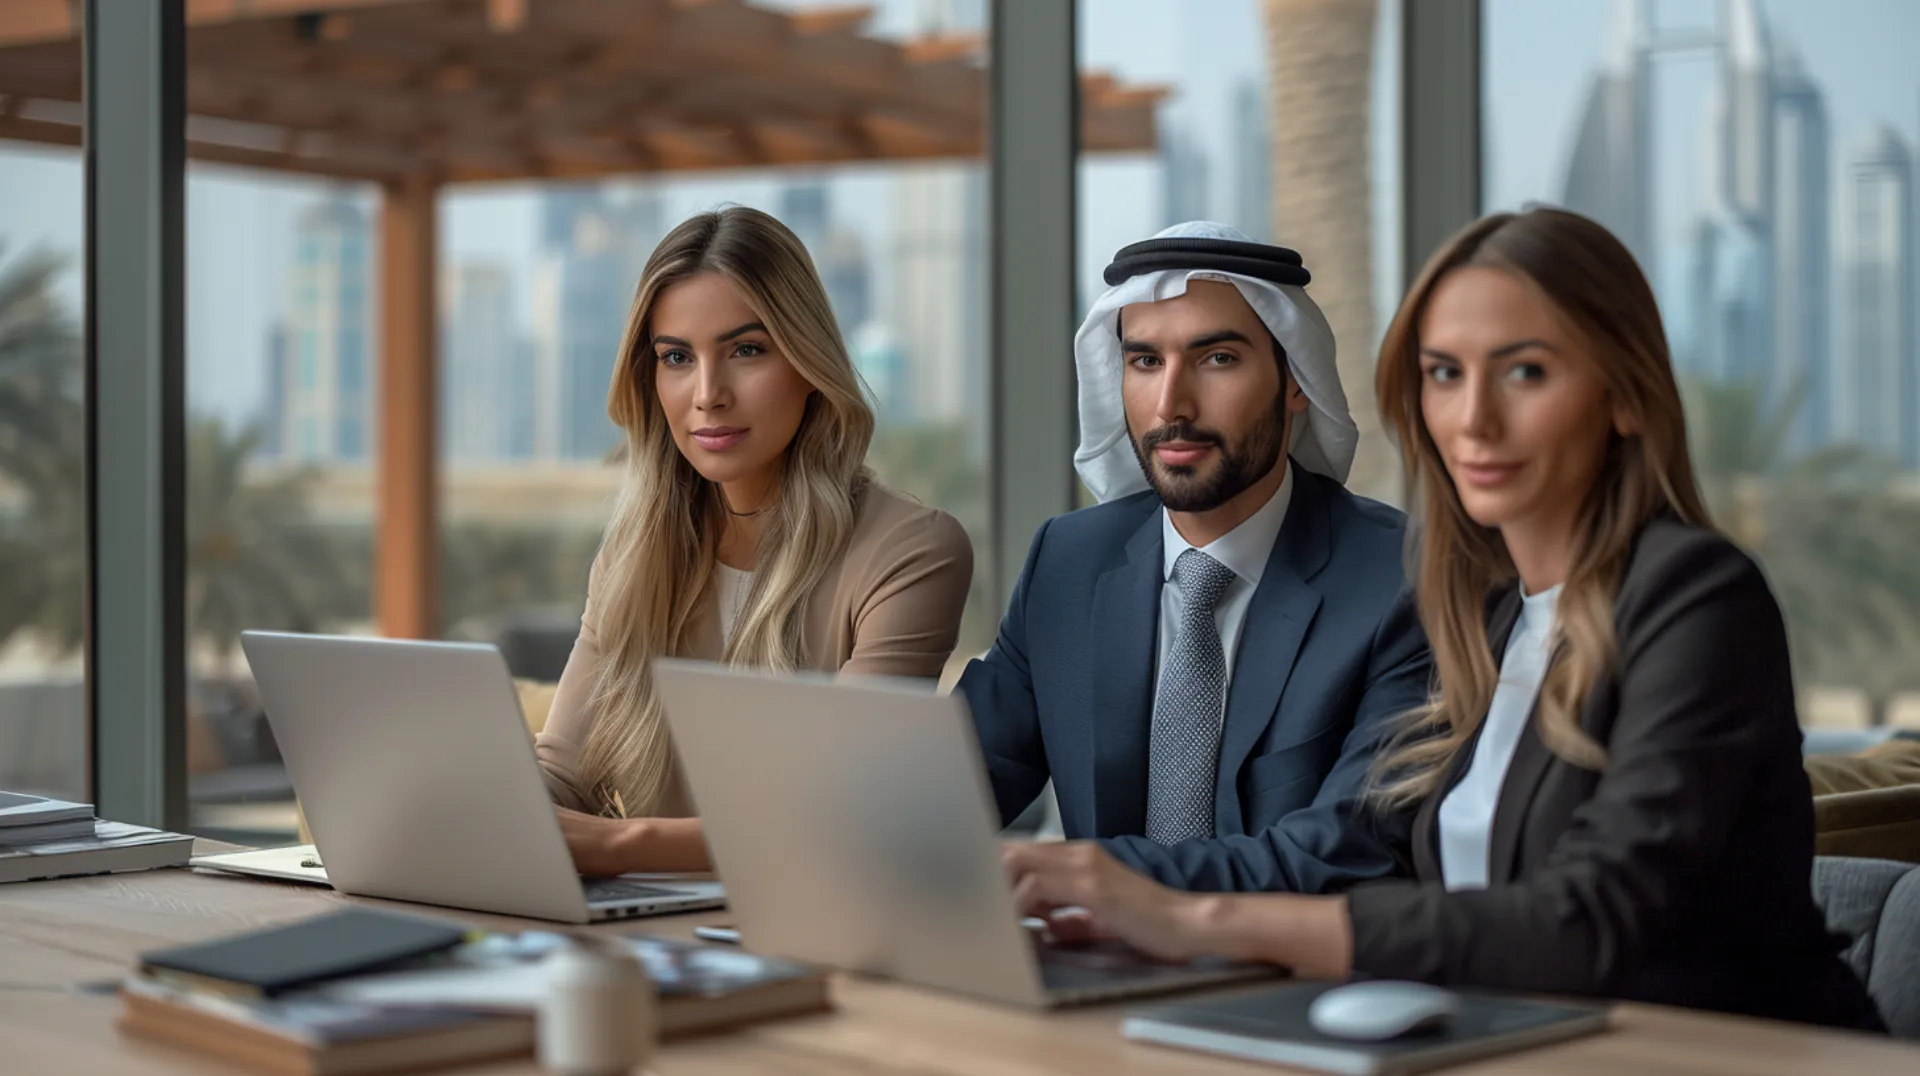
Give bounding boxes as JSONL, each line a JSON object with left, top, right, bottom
{"left": 576, "top": 206, "right": 875, "bottom": 817}
{"left": 1369, "top": 206, "right": 1712, "bottom": 810}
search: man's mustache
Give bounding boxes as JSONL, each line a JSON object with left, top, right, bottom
{"left": 1138, "top": 422, "right": 1225, "bottom": 453}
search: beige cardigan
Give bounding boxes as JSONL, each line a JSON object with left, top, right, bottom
{"left": 535, "top": 483, "right": 975, "bottom": 815}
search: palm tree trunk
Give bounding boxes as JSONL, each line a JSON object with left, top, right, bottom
{"left": 1260, "top": 0, "right": 1394, "bottom": 502}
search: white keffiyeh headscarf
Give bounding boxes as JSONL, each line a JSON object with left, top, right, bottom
{"left": 1073, "top": 221, "right": 1358, "bottom": 503}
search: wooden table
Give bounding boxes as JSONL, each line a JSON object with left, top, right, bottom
{"left": 2, "top": 844, "right": 1915, "bottom": 1075}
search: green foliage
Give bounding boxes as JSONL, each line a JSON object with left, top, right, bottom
{"left": 186, "top": 417, "right": 356, "bottom": 665}
{"left": 438, "top": 520, "right": 600, "bottom": 635}
{"left": 1683, "top": 377, "right": 1920, "bottom": 697}
{"left": 0, "top": 245, "right": 86, "bottom": 656}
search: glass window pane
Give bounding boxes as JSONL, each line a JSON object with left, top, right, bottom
{"left": 1077, "top": 0, "right": 1405, "bottom": 505}
{"left": 439, "top": 0, "right": 997, "bottom": 690}
{"left": 0, "top": 143, "right": 87, "bottom": 802}
{"left": 1485, "top": 0, "right": 1920, "bottom": 730}
{"left": 185, "top": 173, "right": 379, "bottom": 839}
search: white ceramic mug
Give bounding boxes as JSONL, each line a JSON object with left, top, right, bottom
{"left": 537, "top": 940, "right": 657, "bottom": 1075}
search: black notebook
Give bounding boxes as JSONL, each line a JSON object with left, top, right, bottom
{"left": 1122, "top": 983, "right": 1611, "bottom": 1075}
{"left": 138, "top": 908, "right": 474, "bottom": 998}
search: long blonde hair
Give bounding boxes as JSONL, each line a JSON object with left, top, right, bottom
{"left": 576, "top": 206, "right": 875, "bottom": 817}
{"left": 1369, "top": 206, "right": 1711, "bottom": 810}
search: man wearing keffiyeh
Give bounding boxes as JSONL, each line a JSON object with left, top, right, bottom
{"left": 958, "top": 222, "right": 1433, "bottom": 895}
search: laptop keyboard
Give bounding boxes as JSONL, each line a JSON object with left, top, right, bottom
{"left": 1036, "top": 939, "right": 1194, "bottom": 991}
{"left": 582, "top": 877, "right": 683, "bottom": 905}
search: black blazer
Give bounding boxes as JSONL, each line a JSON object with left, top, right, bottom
{"left": 1346, "top": 516, "right": 1884, "bottom": 1032}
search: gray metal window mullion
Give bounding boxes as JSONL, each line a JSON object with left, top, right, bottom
{"left": 1400, "top": 0, "right": 1483, "bottom": 287}
{"left": 988, "top": 0, "right": 1079, "bottom": 609}
{"left": 84, "top": 0, "right": 189, "bottom": 830}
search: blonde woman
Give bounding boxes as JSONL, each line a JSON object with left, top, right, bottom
{"left": 537, "top": 206, "right": 973, "bottom": 876}
{"left": 998, "top": 208, "right": 1883, "bottom": 1031}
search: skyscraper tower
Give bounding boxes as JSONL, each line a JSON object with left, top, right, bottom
{"left": 282, "top": 196, "right": 372, "bottom": 463}
{"left": 1769, "top": 43, "right": 1831, "bottom": 450}
{"left": 1565, "top": 0, "right": 1831, "bottom": 446}
{"left": 1833, "top": 126, "right": 1914, "bottom": 466}
{"left": 890, "top": 0, "right": 987, "bottom": 429}
{"left": 441, "top": 262, "right": 517, "bottom": 462}
{"left": 1160, "top": 121, "right": 1211, "bottom": 227}
{"left": 779, "top": 180, "right": 831, "bottom": 253}
{"left": 1562, "top": 0, "right": 1655, "bottom": 269}
{"left": 1230, "top": 79, "right": 1272, "bottom": 242}
{"left": 1717, "top": 0, "right": 1774, "bottom": 223}
{"left": 530, "top": 187, "right": 658, "bottom": 461}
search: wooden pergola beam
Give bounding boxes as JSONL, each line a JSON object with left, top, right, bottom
{"left": 375, "top": 171, "right": 439, "bottom": 640}
{"left": 0, "top": 0, "right": 1166, "bottom": 656}
{"left": 0, "top": 0, "right": 1164, "bottom": 181}
{"left": 0, "top": 0, "right": 410, "bottom": 47}
{"left": 0, "top": 110, "right": 408, "bottom": 182}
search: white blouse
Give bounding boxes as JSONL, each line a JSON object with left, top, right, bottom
{"left": 715, "top": 563, "right": 753, "bottom": 645}
{"left": 1437, "top": 584, "right": 1561, "bottom": 891}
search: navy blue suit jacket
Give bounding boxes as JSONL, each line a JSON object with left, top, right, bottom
{"left": 958, "top": 461, "right": 1431, "bottom": 893}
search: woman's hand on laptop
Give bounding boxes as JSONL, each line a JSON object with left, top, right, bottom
{"left": 554, "top": 807, "right": 714, "bottom": 877}
{"left": 1001, "top": 841, "right": 1353, "bottom": 977}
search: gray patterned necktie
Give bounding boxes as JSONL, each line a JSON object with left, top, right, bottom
{"left": 1145, "top": 548, "right": 1238, "bottom": 845}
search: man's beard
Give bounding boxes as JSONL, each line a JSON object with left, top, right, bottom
{"left": 1128, "top": 396, "right": 1290, "bottom": 513}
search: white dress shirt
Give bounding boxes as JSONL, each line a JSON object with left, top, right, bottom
{"left": 1155, "top": 464, "right": 1295, "bottom": 708}
{"left": 716, "top": 563, "right": 753, "bottom": 645}
{"left": 1437, "top": 584, "right": 1561, "bottom": 891}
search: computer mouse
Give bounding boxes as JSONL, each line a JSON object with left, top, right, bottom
{"left": 1307, "top": 980, "right": 1463, "bottom": 1041}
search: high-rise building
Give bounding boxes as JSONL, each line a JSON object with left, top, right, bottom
{"left": 849, "top": 321, "right": 911, "bottom": 420}
{"left": 1832, "top": 126, "right": 1914, "bottom": 466}
{"left": 281, "top": 197, "right": 372, "bottom": 463}
{"left": 530, "top": 187, "right": 663, "bottom": 461}
{"left": 890, "top": 164, "right": 986, "bottom": 427}
{"left": 1566, "top": 0, "right": 1831, "bottom": 446}
{"left": 441, "top": 262, "right": 519, "bottom": 462}
{"left": 1717, "top": 0, "right": 1774, "bottom": 223}
{"left": 1686, "top": 204, "right": 1771, "bottom": 386}
{"left": 881, "top": 0, "right": 989, "bottom": 434}
{"left": 1230, "top": 79, "right": 1271, "bottom": 242}
{"left": 1160, "top": 121, "right": 1211, "bottom": 226}
{"left": 779, "top": 180, "right": 831, "bottom": 253}
{"left": 505, "top": 336, "right": 537, "bottom": 461}
{"left": 776, "top": 178, "right": 870, "bottom": 335}
{"left": 258, "top": 322, "right": 286, "bottom": 459}
{"left": 818, "top": 229, "right": 872, "bottom": 337}
{"left": 1561, "top": 0, "right": 1654, "bottom": 270}
{"left": 1769, "top": 44, "right": 1831, "bottom": 451}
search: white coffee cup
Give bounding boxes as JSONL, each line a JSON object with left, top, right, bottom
{"left": 537, "top": 940, "right": 656, "bottom": 1075}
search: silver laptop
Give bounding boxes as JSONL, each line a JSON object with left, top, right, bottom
{"left": 654, "top": 659, "right": 1271, "bottom": 1008}
{"left": 238, "top": 631, "right": 724, "bottom": 924}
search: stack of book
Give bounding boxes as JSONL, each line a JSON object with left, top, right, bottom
{"left": 119, "top": 908, "right": 530, "bottom": 1076}
{"left": 117, "top": 908, "right": 834, "bottom": 1075}
{"left": 0, "top": 791, "right": 192, "bottom": 884}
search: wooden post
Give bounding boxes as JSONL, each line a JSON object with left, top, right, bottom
{"left": 376, "top": 171, "right": 439, "bottom": 639}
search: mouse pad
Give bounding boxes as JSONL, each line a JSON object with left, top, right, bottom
{"left": 1123, "top": 982, "right": 1611, "bottom": 1075}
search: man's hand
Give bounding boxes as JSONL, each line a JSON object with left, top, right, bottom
{"left": 1001, "top": 840, "right": 1214, "bottom": 962}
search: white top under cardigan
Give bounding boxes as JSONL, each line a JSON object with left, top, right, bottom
{"left": 1436, "top": 584, "right": 1562, "bottom": 891}
{"left": 715, "top": 563, "right": 753, "bottom": 645}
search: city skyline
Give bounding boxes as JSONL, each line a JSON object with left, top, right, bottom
{"left": 1550, "top": 0, "right": 1920, "bottom": 465}
{"left": 1, "top": 0, "right": 1911, "bottom": 460}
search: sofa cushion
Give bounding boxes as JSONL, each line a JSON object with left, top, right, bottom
{"left": 1813, "top": 857, "right": 1920, "bottom": 1038}
{"left": 1807, "top": 738, "right": 1920, "bottom": 796}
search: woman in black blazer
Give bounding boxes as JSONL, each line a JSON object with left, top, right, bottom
{"left": 1003, "top": 207, "right": 1884, "bottom": 1032}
